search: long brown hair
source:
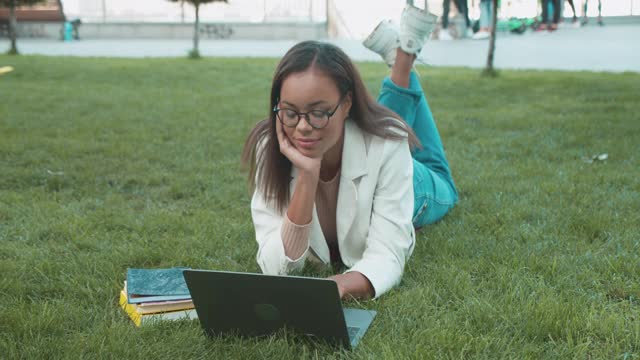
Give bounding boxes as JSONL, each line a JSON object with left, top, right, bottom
{"left": 242, "top": 41, "right": 419, "bottom": 213}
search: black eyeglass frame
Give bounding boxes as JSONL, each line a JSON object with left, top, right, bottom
{"left": 273, "top": 94, "right": 346, "bottom": 130}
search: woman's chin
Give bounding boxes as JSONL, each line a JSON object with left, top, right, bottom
{"left": 298, "top": 148, "right": 320, "bottom": 158}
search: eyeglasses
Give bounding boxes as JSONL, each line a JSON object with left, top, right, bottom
{"left": 273, "top": 95, "right": 345, "bottom": 130}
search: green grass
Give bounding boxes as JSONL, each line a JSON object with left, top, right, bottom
{"left": 1, "top": 55, "right": 639, "bottom": 359}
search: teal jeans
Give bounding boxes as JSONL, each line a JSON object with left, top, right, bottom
{"left": 377, "top": 71, "right": 458, "bottom": 228}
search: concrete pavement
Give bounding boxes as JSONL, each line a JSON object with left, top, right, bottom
{"left": 2, "top": 24, "right": 639, "bottom": 72}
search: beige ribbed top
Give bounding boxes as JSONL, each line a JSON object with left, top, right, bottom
{"left": 281, "top": 170, "right": 341, "bottom": 261}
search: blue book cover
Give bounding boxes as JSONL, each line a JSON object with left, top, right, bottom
{"left": 127, "top": 267, "right": 191, "bottom": 304}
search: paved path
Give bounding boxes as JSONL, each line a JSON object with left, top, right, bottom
{"left": 2, "top": 24, "right": 639, "bottom": 72}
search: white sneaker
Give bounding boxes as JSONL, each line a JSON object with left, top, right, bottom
{"left": 362, "top": 20, "right": 399, "bottom": 66}
{"left": 464, "top": 27, "right": 475, "bottom": 39}
{"left": 471, "top": 30, "right": 490, "bottom": 40}
{"left": 438, "top": 29, "right": 454, "bottom": 41}
{"left": 399, "top": 4, "right": 438, "bottom": 55}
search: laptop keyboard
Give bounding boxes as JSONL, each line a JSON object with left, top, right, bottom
{"left": 347, "top": 326, "right": 360, "bottom": 339}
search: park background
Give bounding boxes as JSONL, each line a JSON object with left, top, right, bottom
{"left": 1, "top": 0, "right": 639, "bottom": 358}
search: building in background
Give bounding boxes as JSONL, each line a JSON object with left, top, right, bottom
{"left": 60, "top": 0, "right": 327, "bottom": 23}
{"left": 59, "top": 0, "right": 640, "bottom": 38}
{"left": 0, "top": 0, "right": 64, "bottom": 21}
{"left": 2, "top": 0, "right": 639, "bottom": 40}
{"left": 0, "top": 0, "right": 64, "bottom": 38}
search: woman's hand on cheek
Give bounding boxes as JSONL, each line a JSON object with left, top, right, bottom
{"left": 276, "top": 119, "right": 322, "bottom": 176}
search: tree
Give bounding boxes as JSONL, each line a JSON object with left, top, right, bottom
{"left": 483, "top": 0, "right": 499, "bottom": 76}
{"left": 1, "top": 0, "right": 47, "bottom": 55}
{"left": 168, "top": 0, "right": 228, "bottom": 59}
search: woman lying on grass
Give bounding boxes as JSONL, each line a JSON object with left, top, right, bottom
{"left": 242, "top": 4, "right": 458, "bottom": 300}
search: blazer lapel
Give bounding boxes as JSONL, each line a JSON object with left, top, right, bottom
{"left": 336, "top": 120, "right": 368, "bottom": 245}
{"left": 288, "top": 120, "right": 368, "bottom": 264}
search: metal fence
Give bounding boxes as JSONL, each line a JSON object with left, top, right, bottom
{"left": 12, "top": 0, "right": 640, "bottom": 24}
{"left": 61, "top": 0, "right": 327, "bottom": 23}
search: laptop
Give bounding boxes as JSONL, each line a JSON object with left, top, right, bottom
{"left": 183, "top": 269, "right": 376, "bottom": 349}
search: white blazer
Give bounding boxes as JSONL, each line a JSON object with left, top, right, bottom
{"left": 251, "top": 119, "right": 416, "bottom": 298}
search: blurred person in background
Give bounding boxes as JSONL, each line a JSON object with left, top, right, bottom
{"left": 439, "top": 0, "right": 473, "bottom": 39}
{"left": 472, "top": 0, "right": 493, "bottom": 40}
{"left": 567, "top": 0, "right": 578, "bottom": 24}
{"left": 582, "top": 0, "right": 603, "bottom": 25}
{"left": 536, "top": 0, "right": 561, "bottom": 31}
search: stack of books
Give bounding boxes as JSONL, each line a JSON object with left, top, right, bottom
{"left": 119, "top": 267, "right": 197, "bottom": 326}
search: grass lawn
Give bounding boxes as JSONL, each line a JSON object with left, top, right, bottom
{"left": 0, "top": 54, "right": 639, "bottom": 359}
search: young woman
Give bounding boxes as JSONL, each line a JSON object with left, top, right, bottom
{"left": 473, "top": 0, "right": 494, "bottom": 40}
{"left": 582, "top": 0, "right": 603, "bottom": 26}
{"left": 538, "top": 0, "right": 561, "bottom": 31}
{"left": 243, "top": 4, "right": 458, "bottom": 300}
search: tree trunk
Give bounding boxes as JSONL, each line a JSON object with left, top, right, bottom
{"left": 181, "top": 0, "right": 185, "bottom": 23}
{"left": 8, "top": 0, "right": 18, "bottom": 54}
{"left": 484, "top": 0, "right": 499, "bottom": 75}
{"left": 57, "top": 0, "right": 66, "bottom": 21}
{"left": 193, "top": 3, "right": 200, "bottom": 55}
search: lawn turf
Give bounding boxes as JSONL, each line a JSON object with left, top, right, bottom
{"left": 1, "top": 55, "right": 639, "bottom": 359}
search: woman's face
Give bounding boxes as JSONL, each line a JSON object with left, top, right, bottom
{"left": 277, "top": 68, "right": 351, "bottom": 160}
